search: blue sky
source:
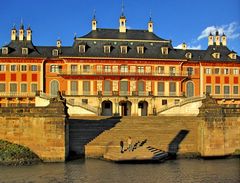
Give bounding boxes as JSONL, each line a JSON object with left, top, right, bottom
{"left": 0, "top": 0, "right": 240, "bottom": 53}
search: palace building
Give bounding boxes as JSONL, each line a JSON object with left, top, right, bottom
{"left": 0, "top": 14, "right": 240, "bottom": 116}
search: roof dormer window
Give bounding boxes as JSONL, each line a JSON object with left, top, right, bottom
{"left": 22, "top": 48, "right": 28, "bottom": 55}
{"left": 185, "top": 52, "right": 192, "bottom": 59}
{"left": 104, "top": 45, "right": 111, "bottom": 53}
{"left": 79, "top": 45, "right": 86, "bottom": 53}
{"left": 212, "top": 52, "right": 220, "bottom": 59}
{"left": 2, "top": 47, "right": 8, "bottom": 55}
{"left": 229, "top": 53, "right": 237, "bottom": 60}
{"left": 137, "top": 46, "right": 144, "bottom": 54}
{"left": 161, "top": 47, "right": 169, "bottom": 55}
{"left": 120, "top": 45, "right": 128, "bottom": 54}
{"left": 52, "top": 49, "right": 59, "bottom": 56}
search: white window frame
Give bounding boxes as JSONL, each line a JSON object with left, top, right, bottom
{"left": 2, "top": 47, "right": 8, "bottom": 55}
{"left": 137, "top": 66, "right": 144, "bottom": 73}
{"left": 233, "top": 68, "right": 239, "bottom": 75}
{"left": 205, "top": 68, "right": 211, "bottom": 74}
{"left": 0, "top": 83, "right": 6, "bottom": 92}
{"left": 31, "top": 65, "right": 38, "bottom": 71}
{"left": 31, "top": 83, "right": 38, "bottom": 93}
{"left": 52, "top": 49, "right": 59, "bottom": 56}
{"left": 79, "top": 45, "right": 86, "bottom": 53}
{"left": 104, "top": 65, "right": 111, "bottom": 73}
{"left": 120, "top": 65, "right": 128, "bottom": 73}
{"left": 120, "top": 46, "right": 128, "bottom": 54}
{"left": 104, "top": 45, "right": 111, "bottom": 53}
{"left": 21, "top": 65, "right": 27, "bottom": 72}
{"left": 223, "top": 68, "right": 229, "bottom": 75}
{"left": 22, "top": 48, "right": 28, "bottom": 55}
{"left": 137, "top": 46, "right": 144, "bottom": 54}
{"left": 0, "top": 65, "right": 6, "bottom": 72}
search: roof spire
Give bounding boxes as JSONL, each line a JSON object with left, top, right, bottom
{"left": 121, "top": 0, "right": 125, "bottom": 17}
{"left": 93, "top": 9, "right": 96, "bottom": 20}
{"left": 149, "top": 9, "right": 152, "bottom": 21}
{"left": 20, "top": 18, "right": 24, "bottom": 29}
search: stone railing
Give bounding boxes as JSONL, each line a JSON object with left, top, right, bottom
{"left": 158, "top": 95, "right": 206, "bottom": 113}
{"left": 58, "top": 70, "right": 189, "bottom": 77}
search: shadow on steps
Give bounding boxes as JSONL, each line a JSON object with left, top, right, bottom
{"left": 167, "top": 129, "right": 189, "bottom": 159}
{"left": 68, "top": 116, "right": 122, "bottom": 160}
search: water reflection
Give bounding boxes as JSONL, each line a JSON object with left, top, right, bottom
{"left": 0, "top": 159, "right": 239, "bottom": 183}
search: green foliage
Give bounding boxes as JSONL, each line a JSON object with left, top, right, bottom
{"left": 0, "top": 140, "right": 41, "bottom": 165}
{"left": 233, "top": 149, "right": 240, "bottom": 155}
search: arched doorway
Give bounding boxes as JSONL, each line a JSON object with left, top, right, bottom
{"left": 50, "top": 80, "right": 59, "bottom": 97}
{"left": 101, "top": 100, "right": 113, "bottom": 116}
{"left": 119, "top": 101, "right": 132, "bottom": 116}
{"left": 186, "top": 81, "right": 194, "bottom": 98}
{"left": 138, "top": 101, "right": 148, "bottom": 116}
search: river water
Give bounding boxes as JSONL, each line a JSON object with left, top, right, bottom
{"left": 0, "top": 158, "right": 239, "bottom": 183}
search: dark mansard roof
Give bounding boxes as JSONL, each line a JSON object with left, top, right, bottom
{"left": 0, "top": 28, "right": 239, "bottom": 62}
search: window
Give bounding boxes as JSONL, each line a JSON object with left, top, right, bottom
{"left": 104, "top": 45, "right": 111, "bottom": 53}
{"left": 224, "top": 86, "right": 230, "bottom": 95}
{"left": 205, "top": 68, "right": 211, "bottom": 74}
{"left": 83, "top": 65, "right": 90, "bottom": 73}
{"left": 22, "top": 48, "right": 28, "bottom": 55}
{"left": 137, "top": 46, "right": 144, "bottom": 54}
{"left": 138, "top": 81, "right": 144, "bottom": 96}
{"left": 212, "top": 52, "right": 220, "bottom": 59}
{"left": 215, "top": 85, "right": 220, "bottom": 94}
{"left": 233, "top": 68, "right": 239, "bottom": 75}
{"left": 0, "top": 65, "right": 6, "bottom": 71}
{"left": 162, "top": 99, "right": 167, "bottom": 105}
{"left": 52, "top": 49, "right": 59, "bottom": 56}
{"left": 206, "top": 85, "right": 211, "bottom": 94}
{"left": 161, "top": 47, "right": 168, "bottom": 55}
{"left": 104, "top": 65, "right": 111, "bottom": 73}
{"left": 70, "top": 81, "right": 78, "bottom": 95}
{"left": 233, "top": 86, "right": 238, "bottom": 94}
{"left": 82, "top": 99, "right": 88, "bottom": 104}
{"left": 229, "top": 53, "right": 237, "bottom": 59}
{"left": 169, "top": 82, "right": 176, "bottom": 96}
{"left": 169, "top": 67, "right": 176, "bottom": 76}
{"left": 120, "top": 65, "right": 128, "bottom": 73}
{"left": 31, "top": 83, "right": 38, "bottom": 93}
{"left": 223, "top": 68, "right": 229, "bottom": 74}
{"left": 112, "top": 66, "right": 118, "bottom": 73}
{"left": 157, "top": 82, "right": 164, "bottom": 96}
{"left": 10, "top": 65, "right": 17, "bottom": 71}
{"left": 157, "top": 66, "right": 164, "bottom": 74}
{"left": 137, "top": 66, "right": 144, "bottom": 73}
{"left": 50, "top": 65, "right": 62, "bottom": 73}
{"left": 185, "top": 52, "right": 192, "bottom": 59}
{"left": 187, "top": 67, "right": 194, "bottom": 76}
{"left": 2, "top": 47, "right": 8, "bottom": 55}
{"left": 214, "top": 68, "right": 220, "bottom": 74}
{"left": 104, "top": 80, "right": 111, "bottom": 95}
{"left": 79, "top": 45, "right": 86, "bottom": 53}
{"left": 10, "top": 83, "right": 17, "bottom": 93}
{"left": 71, "top": 65, "right": 78, "bottom": 74}
{"left": 120, "top": 46, "right": 127, "bottom": 54}
{"left": 21, "top": 65, "right": 27, "bottom": 71}
{"left": 96, "top": 65, "right": 102, "bottom": 72}
{"left": 83, "top": 81, "right": 90, "bottom": 95}
{"left": 120, "top": 80, "right": 128, "bottom": 95}
{"left": 21, "top": 83, "right": 27, "bottom": 93}
{"left": 0, "top": 83, "right": 5, "bottom": 92}
{"left": 31, "top": 65, "right": 38, "bottom": 71}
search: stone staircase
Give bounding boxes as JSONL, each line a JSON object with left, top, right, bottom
{"left": 85, "top": 116, "right": 200, "bottom": 159}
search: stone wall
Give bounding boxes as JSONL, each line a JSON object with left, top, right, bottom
{"left": 0, "top": 98, "right": 69, "bottom": 162}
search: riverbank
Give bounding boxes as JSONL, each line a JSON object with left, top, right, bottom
{"left": 0, "top": 140, "right": 41, "bottom": 166}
